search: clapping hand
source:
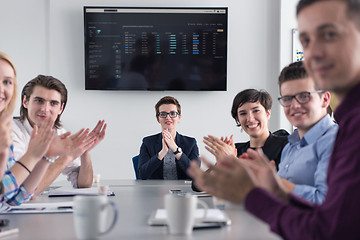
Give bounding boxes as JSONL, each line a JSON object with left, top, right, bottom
{"left": 0, "top": 112, "right": 12, "bottom": 178}
{"left": 158, "top": 129, "right": 176, "bottom": 159}
{"left": 46, "top": 128, "right": 96, "bottom": 159}
{"left": 83, "top": 120, "right": 107, "bottom": 154}
{"left": 188, "top": 154, "right": 255, "bottom": 204}
{"left": 203, "top": 135, "right": 237, "bottom": 160}
{"left": 188, "top": 148, "right": 289, "bottom": 204}
{"left": 162, "top": 129, "right": 177, "bottom": 152}
{"left": 0, "top": 112, "right": 12, "bottom": 154}
{"left": 238, "top": 148, "right": 288, "bottom": 201}
{"left": 26, "top": 117, "right": 55, "bottom": 161}
{"left": 220, "top": 135, "right": 234, "bottom": 145}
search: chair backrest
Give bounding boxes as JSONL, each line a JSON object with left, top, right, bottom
{"left": 132, "top": 155, "right": 140, "bottom": 180}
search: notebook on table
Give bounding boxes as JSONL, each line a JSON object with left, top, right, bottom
{"left": 48, "top": 187, "right": 115, "bottom": 197}
{"left": 148, "top": 208, "right": 231, "bottom": 227}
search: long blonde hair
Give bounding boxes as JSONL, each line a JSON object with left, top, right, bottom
{"left": 0, "top": 51, "right": 17, "bottom": 115}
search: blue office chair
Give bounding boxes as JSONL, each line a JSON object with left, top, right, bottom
{"left": 132, "top": 155, "right": 140, "bottom": 180}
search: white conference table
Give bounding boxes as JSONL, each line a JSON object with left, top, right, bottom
{"left": 1, "top": 180, "right": 282, "bottom": 240}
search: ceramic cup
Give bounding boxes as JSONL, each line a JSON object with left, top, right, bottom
{"left": 73, "top": 195, "right": 118, "bottom": 239}
{"left": 93, "top": 174, "right": 101, "bottom": 184}
{"left": 164, "top": 193, "right": 208, "bottom": 235}
{"left": 213, "top": 196, "right": 226, "bottom": 210}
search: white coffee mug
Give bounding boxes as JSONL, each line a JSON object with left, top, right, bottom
{"left": 73, "top": 195, "right": 118, "bottom": 239}
{"left": 164, "top": 193, "right": 208, "bottom": 235}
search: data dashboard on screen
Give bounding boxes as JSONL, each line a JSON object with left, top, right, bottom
{"left": 84, "top": 7, "right": 228, "bottom": 91}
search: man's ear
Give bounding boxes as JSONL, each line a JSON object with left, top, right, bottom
{"left": 322, "top": 91, "right": 331, "bottom": 108}
{"left": 22, "top": 95, "right": 29, "bottom": 108}
{"left": 59, "top": 103, "right": 64, "bottom": 115}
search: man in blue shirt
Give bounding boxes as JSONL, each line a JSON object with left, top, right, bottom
{"left": 276, "top": 61, "right": 338, "bottom": 204}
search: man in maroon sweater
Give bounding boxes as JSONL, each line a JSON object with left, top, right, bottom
{"left": 188, "top": 0, "right": 360, "bottom": 239}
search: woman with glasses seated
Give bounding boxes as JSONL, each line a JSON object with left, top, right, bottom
{"left": 138, "top": 96, "right": 200, "bottom": 180}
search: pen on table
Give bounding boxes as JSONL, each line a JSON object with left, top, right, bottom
{"left": 107, "top": 191, "right": 115, "bottom": 196}
{"left": 10, "top": 208, "right": 45, "bottom": 211}
{"left": 57, "top": 206, "right": 73, "bottom": 210}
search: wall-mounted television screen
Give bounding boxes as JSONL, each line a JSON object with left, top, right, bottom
{"left": 84, "top": 7, "right": 228, "bottom": 90}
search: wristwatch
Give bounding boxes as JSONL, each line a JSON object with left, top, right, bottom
{"left": 173, "top": 147, "right": 182, "bottom": 155}
{"left": 43, "top": 155, "right": 56, "bottom": 163}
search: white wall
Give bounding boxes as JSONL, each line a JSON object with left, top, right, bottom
{"left": 1, "top": 0, "right": 291, "bottom": 180}
{"left": 0, "top": 0, "right": 49, "bottom": 89}
{"left": 279, "top": 0, "right": 299, "bottom": 130}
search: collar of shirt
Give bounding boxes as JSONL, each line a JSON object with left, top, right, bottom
{"left": 23, "top": 118, "right": 34, "bottom": 136}
{"left": 22, "top": 118, "right": 64, "bottom": 136}
{"left": 288, "top": 114, "right": 335, "bottom": 148}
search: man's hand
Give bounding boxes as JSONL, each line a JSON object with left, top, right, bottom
{"left": 239, "top": 148, "right": 289, "bottom": 201}
{"left": 188, "top": 155, "right": 255, "bottom": 204}
{"left": 46, "top": 128, "right": 96, "bottom": 159}
{"left": 280, "top": 178, "right": 296, "bottom": 193}
{"left": 83, "top": 120, "right": 107, "bottom": 153}
{"left": 26, "top": 117, "right": 55, "bottom": 161}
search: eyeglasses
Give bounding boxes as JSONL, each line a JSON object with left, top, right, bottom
{"left": 278, "top": 90, "right": 324, "bottom": 107}
{"left": 157, "top": 111, "right": 179, "bottom": 118}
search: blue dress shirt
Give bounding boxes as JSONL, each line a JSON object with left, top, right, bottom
{"left": 278, "top": 114, "right": 338, "bottom": 204}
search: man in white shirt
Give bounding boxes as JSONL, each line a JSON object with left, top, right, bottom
{"left": 12, "top": 75, "right": 106, "bottom": 197}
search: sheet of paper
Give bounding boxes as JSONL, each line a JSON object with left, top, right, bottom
{"left": 48, "top": 187, "right": 99, "bottom": 197}
{"left": 153, "top": 208, "right": 230, "bottom": 223}
{"left": 0, "top": 201, "right": 74, "bottom": 214}
{"left": 0, "top": 228, "right": 19, "bottom": 237}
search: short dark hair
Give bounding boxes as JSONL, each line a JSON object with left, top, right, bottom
{"left": 278, "top": 61, "right": 308, "bottom": 88}
{"left": 20, "top": 75, "right": 67, "bottom": 129}
{"left": 231, "top": 89, "right": 272, "bottom": 127}
{"left": 155, "top": 96, "right": 181, "bottom": 120}
{"left": 297, "top": 0, "right": 360, "bottom": 29}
